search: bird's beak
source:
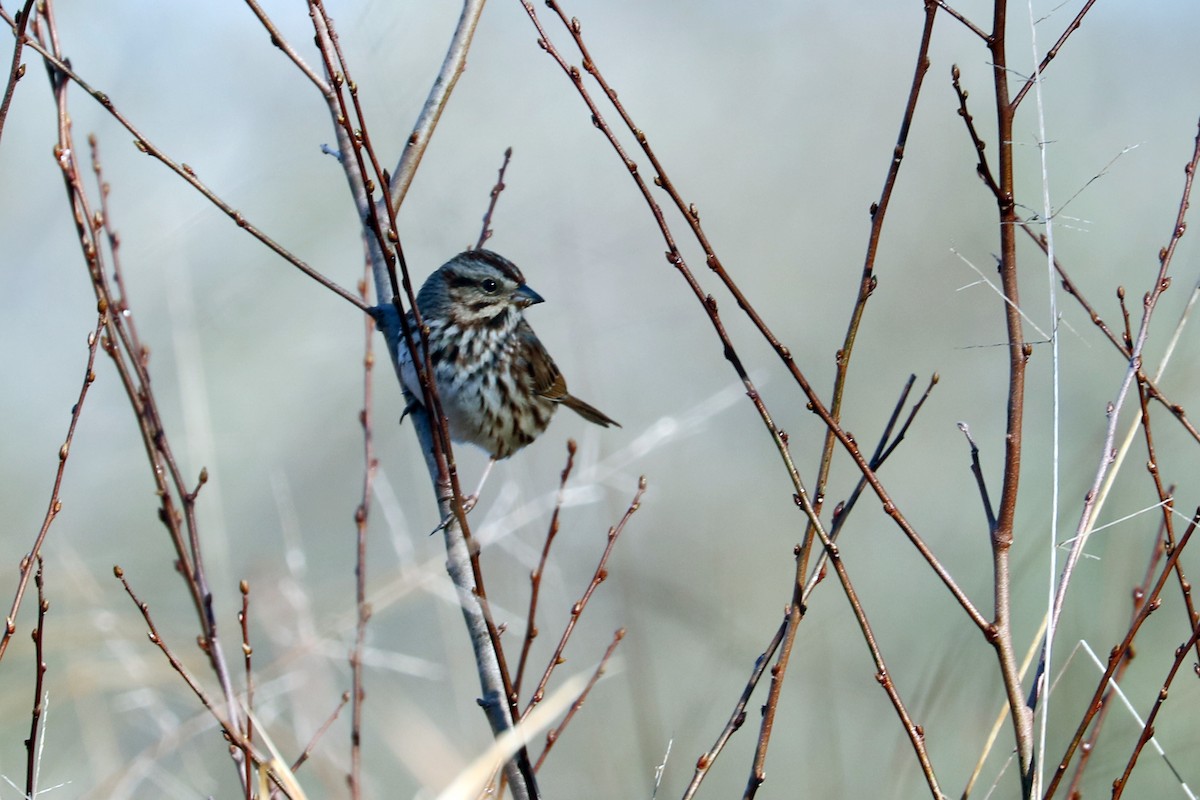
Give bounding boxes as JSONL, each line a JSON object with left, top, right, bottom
{"left": 513, "top": 284, "right": 544, "bottom": 308}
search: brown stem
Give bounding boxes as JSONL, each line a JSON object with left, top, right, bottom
{"left": 24, "top": 557, "right": 47, "bottom": 799}
{"left": 984, "top": 2, "right": 1035, "bottom": 792}
{"left": 515, "top": 440, "right": 577, "bottom": 701}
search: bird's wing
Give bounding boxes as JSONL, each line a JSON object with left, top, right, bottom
{"left": 515, "top": 321, "right": 569, "bottom": 402}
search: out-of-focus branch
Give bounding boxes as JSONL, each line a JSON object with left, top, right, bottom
{"left": 388, "top": 0, "right": 488, "bottom": 210}
{"left": 32, "top": 3, "right": 247, "bottom": 782}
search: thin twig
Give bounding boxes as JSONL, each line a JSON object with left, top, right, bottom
{"left": 34, "top": 7, "right": 246, "bottom": 779}
{"left": 934, "top": 0, "right": 989, "bottom": 39}
{"left": 958, "top": 423, "right": 998, "bottom": 532}
{"left": 0, "top": 311, "right": 102, "bottom": 664}
{"left": 239, "top": 580, "right": 255, "bottom": 800}
{"left": 524, "top": 0, "right": 982, "bottom": 633}
{"left": 24, "top": 557, "right": 47, "bottom": 800}
{"left": 533, "top": 628, "right": 624, "bottom": 770}
{"left": 474, "top": 146, "right": 513, "bottom": 250}
{"left": 241, "top": 0, "right": 332, "bottom": 94}
{"left": 983, "top": 6, "right": 1036, "bottom": 790}
{"left": 0, "top": 4, "right": 366, "bottom": 311}
{"left": 1043, "top": 509, "right": 1199, "bottom": 798}
{"left": 526, "top": 477, "right": 645, "bottom": 715}
{"left": 1109, "top": 618, "right": 1200, "bottom": 799}
{"left": 1010, "top": 0, "right": 1099, "bottom": 110}
{"left": 349, "top": 244, "right": 379, "bottom": 799}
{"left": 291, "top": 692, "right": 351, "bottom": 774}
{"left": 680, "top": 618, "right": 786, "bottom": 800}
{"left": 1039, "top": 120, "right": 1200, "bottom": 745}
{"left": 515, "top": 440, "right": 577, "bottom": 701}
{"left": 0, "top": 0, "right": 36, "bottom": 146}
{"left": 1064, "top": 522, "right": 1167, "bottom": 795}
{"left": 522, "top": 7, "right": 955, "bottom": 795}
{"left": 112, "top": 567, "right": 293, "bottom": 796}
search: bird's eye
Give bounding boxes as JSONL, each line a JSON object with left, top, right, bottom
{"left": 481, "top": 278, "right": 499, "bottom": 293}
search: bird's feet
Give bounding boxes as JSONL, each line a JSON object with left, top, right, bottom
{"left": 430, "top": 492, "right": 480, "bottom": 535}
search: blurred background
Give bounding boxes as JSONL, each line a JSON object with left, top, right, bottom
{"left": 2, "top": 0, "right": 1200, "bottom": 797}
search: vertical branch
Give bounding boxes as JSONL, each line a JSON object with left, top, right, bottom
{"left": 984, "top": 2, "right": 1035, "bottom": 793}
{"left": 349, "top": 249, "right": 379, "bottom": 799}
{"left": 238, "top": 581, "right": 255, "bottom": 800}
{"left": 302, "top": 5, "right": 538, "bottom": 795}
{"left": 24, "top": 557, "right": 48, "bottom": 800}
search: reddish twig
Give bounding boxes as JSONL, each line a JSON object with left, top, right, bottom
{"left": 0, "top": 4, "right": 367, "bottom": 312}
{"left": 474, "top": 147, "right": 513, "bottom": 251}
{"left": 525, "top": 477, "right": 645, "bottom": 714}
{"left": 983, "top": 3, "right": 1036, "bottom": 789}
{"left": 534, "top": 628, "right": 625, "bottom": 770}
{"left": 1041, "top": 120, "right": 1200, "bottom": 755}
{"left": 33, "top": 5, "right": 246, "bottom": 780}
{"left": 240, "top": 0, "right": 331, "bottom": 94}
{"left": 1064, "top": 522, "right": 1168, "bottom": 795}
{"left": 951, "top": 64, "right": 1002, "bottom": 200}
{"left": 112, "top": 566, "right": 284, "bottom": 792}
{"left": 515, "top": 440, "right": 577, "bottom": 701}
{"left": 0, "top": 311, "right": 102, "bottom": 664}
{"left": 521, "top": 7, "right": 962, "bottom": 796}
{"left": 291, "top": 692, "right": 351, "bottom": 774}
{"left": 1010, "top": 0, "right": 1099, "bottom": 110}
{"left": 239, "top": 580, "right": 255, "bottom": 800}
{"left": 349, "top": 245, "right": 379, "bottom": 798}
{"left": 934, "top": 0, "right": 988, "bottom": 39}
{"left": 681, "top": 618, "right": 787, "bottom": 800}
{"left": 24, "top": 557, "right": 47, "bottom": 800}
{"left": 1024, "top": 228, "right": 1200, "bottom": 447}
{"left": 1043, "top": 509, "right": 1199, "bottom": 798}
{"left": 0, "top": 0, "right": 35, "bottom": 145}
{"left": 1109, "top": 618, "right": 1200, "bottom": 799}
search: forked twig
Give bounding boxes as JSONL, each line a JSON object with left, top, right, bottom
{"left": 525, "top": 477, "right": 645, "bottom": 714}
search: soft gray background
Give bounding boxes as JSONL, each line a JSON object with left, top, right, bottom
{"left": 2, "top": 1, "right": 1200, "bottom": 797}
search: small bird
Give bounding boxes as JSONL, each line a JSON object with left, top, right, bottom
{"left": 377, "top": 250, "right": 618, "bottom": 503}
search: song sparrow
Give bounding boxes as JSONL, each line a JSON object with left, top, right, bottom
{"left": 379, "top": 250, "right": 618, "bottom": 465}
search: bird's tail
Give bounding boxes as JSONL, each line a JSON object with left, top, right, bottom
{"left": 562, "top": 394, "right": 620, "bottom": 428}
